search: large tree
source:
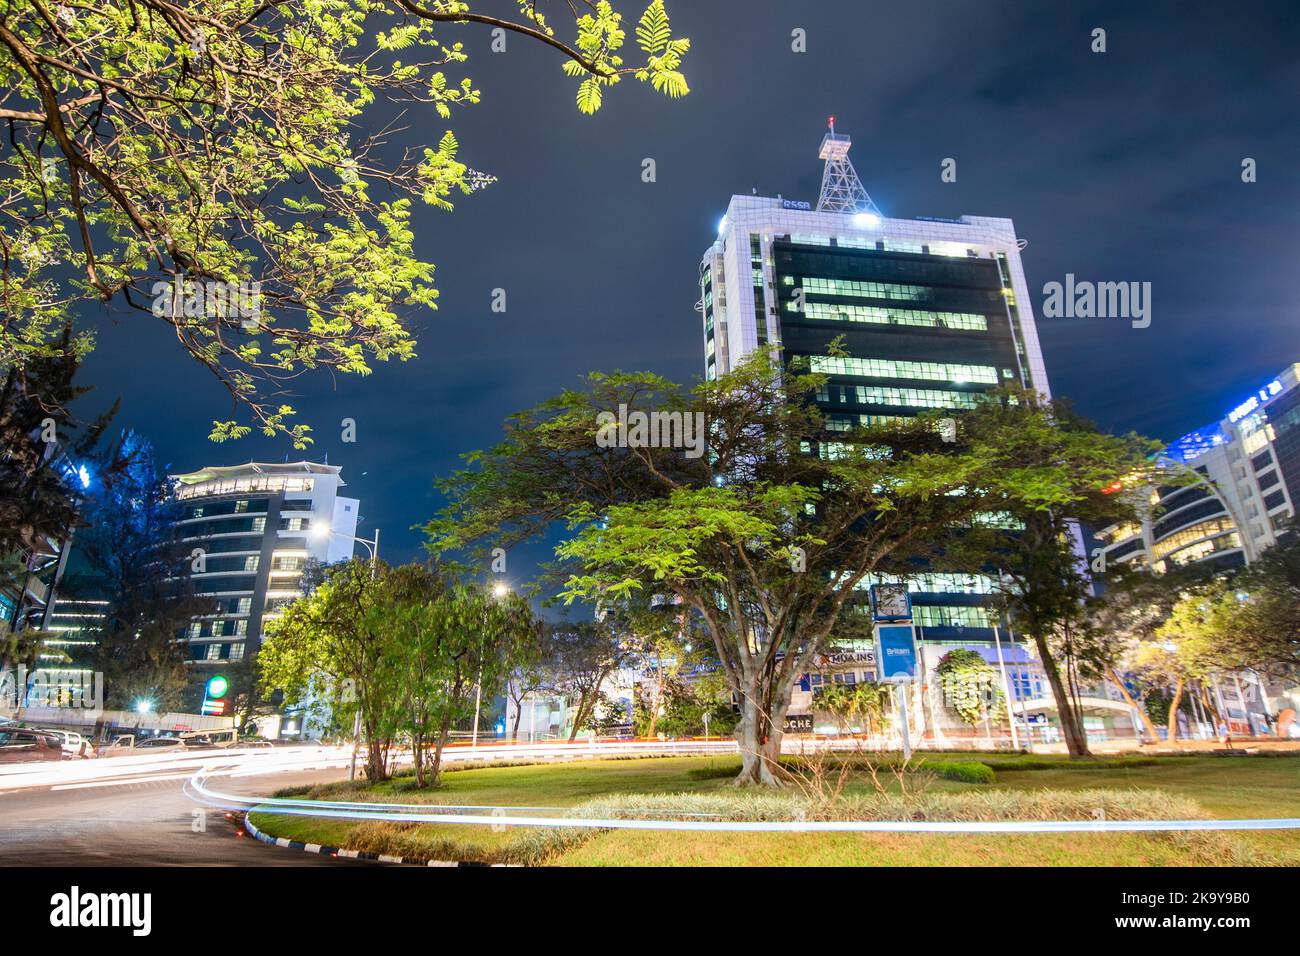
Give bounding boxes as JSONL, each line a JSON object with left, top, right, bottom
{"left": 426, "top": 353, "right": 1157, "bottom": 784}
{"left": 542, "top": 618, "right": 624, "bottom": 741}
{"left": 259, "top": 557, "right": 395, "bottom": 778}
{"left": 260, "top": 558, "right": 539, "bottom": 782}
{"left": 1, "top": 0, "right": 688, "bottom": 443}
{"left": 944, "top": 401, "right": 1164, "bottom": 757}
{"left": 1168, "top": 524, "right": 1300, "bottom": 681}
{"left": 376, "top": 566, "right": 540, "bottom": 785}
{"left": 0, "top": 328, "right": 117, "bottom": 560}
{"left": 1081, "top": 562, "right": 1222, "bottom": 744}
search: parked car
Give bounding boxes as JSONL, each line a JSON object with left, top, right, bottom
{"left": 35, "top": 729, "right": 92, "bottom": 758}
{"left": 0, "top": 728, "right": 66, "bottom": 763}
{"left": 97, "top": 734, "right": 186, "bottom": 755}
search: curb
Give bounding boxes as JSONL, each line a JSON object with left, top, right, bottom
{"left": 242, "top": 812, "right": 521, "bottom": 867}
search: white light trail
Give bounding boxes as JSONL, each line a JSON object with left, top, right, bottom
{"left": 187, "top": 765, "right": 1300, "bottom": 834}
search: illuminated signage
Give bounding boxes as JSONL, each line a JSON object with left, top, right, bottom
{"left": 781, "top": 199, "right": 813, "bottom": 211}
{"left": 1228, "top": 379, "right": 1283, "bottom": 424}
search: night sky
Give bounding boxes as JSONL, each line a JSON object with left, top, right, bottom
{"left": 72, "top": 0, "right": 1300, "bottom": 570}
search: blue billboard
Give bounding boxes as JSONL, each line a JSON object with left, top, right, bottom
{"left": 875, "top": 624, "right": 918, "bottom": 682}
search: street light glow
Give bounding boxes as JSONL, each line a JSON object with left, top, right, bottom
{"left": 492, "top": 581, "right": 510, "bottom": 598}
{"left": 852, "top": 211, "right": 881, "bottom": 228}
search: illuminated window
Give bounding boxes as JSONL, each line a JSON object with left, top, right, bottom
{"left": 1151, "top": 518, "right": 1238, "bottom": 561}
{"left": 799, "top": 276, "right": 933, "bottom": 303}
{"left": 811, "top": 356, "right": 997, "bottom": 386}
{"left": 795, "top": 301, "right": 988, "bottom": 331}
{"left": 912, "top": 605, "right": 994, "bottom": 628}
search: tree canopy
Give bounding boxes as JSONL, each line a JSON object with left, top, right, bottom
{"left": 1, "top": 0, "right": 689, "bottom": 443}
{"left": 426, "top": 352, "right": 1160, "bottom": 783}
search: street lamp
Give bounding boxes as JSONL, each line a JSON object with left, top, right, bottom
{"left": 310, "top": 522, "right": 381, "bottom": 578}
{"left": 310, "top": 520, "right": 381, "bottom": 780}
{"left": 472, "top": 582, "right": 511, "bottom": 750}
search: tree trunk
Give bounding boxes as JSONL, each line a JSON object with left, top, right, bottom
{"left": 1167, "top": 677, "right": 1185, "bottom": 743}
{"left": 646, "top": 664, "right": 663, "bottom": 738}
{"left": 412, "top": 733, "right": 424, "bottom": 788}
{"left": 1030, "top": 632, "right": 1090, "bottom": 757}
{"left": 429, "top": 709, "right": 454, "bottom": 784}
{"left": 732, "top": 688, "right": 788, "bottom": 786}
{"left": 1106, "top": 665, "right": 1159, "bottom": 743}
{"left": 511, "top": 699, "right": 523, "bottom": 740}
{"left": 362, "top": 706, "right": 390, "bottom": 781}
{"left": 568, "top": 694, "right": 589, "bottom": 742}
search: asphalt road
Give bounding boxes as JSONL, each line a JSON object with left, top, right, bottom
{"left": 0, "top": 739, "right": 739, "bottom": 866}
{"left": 0, "top": 762, "right": 368, "bottom": 866}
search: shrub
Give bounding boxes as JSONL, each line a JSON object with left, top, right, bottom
{"left": 932, "top": 761, "right": 995, "bottom": 784}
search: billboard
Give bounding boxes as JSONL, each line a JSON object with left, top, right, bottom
{"left": 875, "top": 623, "right": 918, "bottom": 682}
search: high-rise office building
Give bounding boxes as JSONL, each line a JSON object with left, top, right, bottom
{"left": 700, "top": 124, "right": 1048, "bottom": 644}
{"left": 1089, "top": 365, "right": 1300, "bottom": 738}
{"left": 1096, "top": 364, "right": 1300, "bottom": 574}
{"left": 170, "top": 461, "right": 360, "bottom": 671}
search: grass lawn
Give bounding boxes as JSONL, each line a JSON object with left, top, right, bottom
{"left": 247, "top": 752, "right": 1300, "bottom": 867}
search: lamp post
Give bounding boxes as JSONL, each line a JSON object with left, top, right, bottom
{"left": 310, "top": 521, "right": 380, "bottom": 779}
{"left": 471, "top": 581, "right": 511, "bottom": 751}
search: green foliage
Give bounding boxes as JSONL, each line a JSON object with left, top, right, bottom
{"left": 540, "top": 618, "right": 625, "bottom": 741}
{"left": 936, "top": 649, "right": 1004, "bottom": 729}
{"left": 1, "top": 0, "right": 688, "bottom": 441}
{"left": 633, "top": 678, "right": 736, "bottom": 737}
{"left": 259, "top": 559, "right": 541, "bottom": 783}
{"left": 816, "top": 681, "right": 889, "bottom": 734}
{"left": 0, "top": 335, "right": 119, "bottom": 557}
{"left": 1159, "top": 523, "right": 1300, "bottom": 680}
{"left": 932, "top": 760, "right": 995, "bottom": 784}
{"left": 427, "top": 350, "right": 1165, "bottom": 783}
{"left": 374, "top": 565, "right": 542, "bottom": 784}
{"left": 1145, "top": 692, "right": 1172, "bottom": 725}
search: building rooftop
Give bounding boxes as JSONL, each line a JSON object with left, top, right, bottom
{"left": 171, "top": 461, "right": 344, "bottom": 486}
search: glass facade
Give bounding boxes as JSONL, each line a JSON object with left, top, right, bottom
{"left": 770, "top": 238, "right": 1030, "bottom": 646}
